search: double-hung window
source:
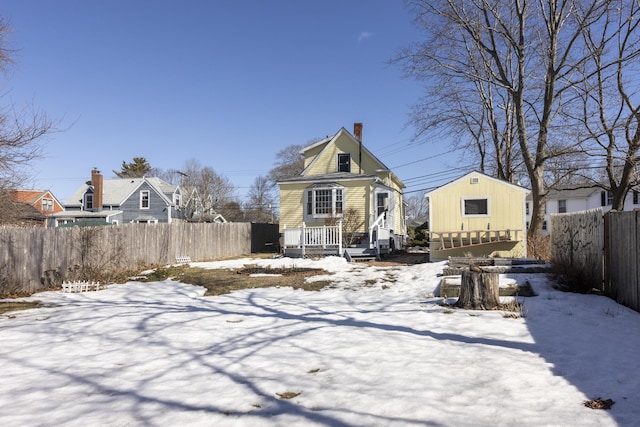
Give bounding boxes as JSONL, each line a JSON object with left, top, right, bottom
{"left": 306, "top": 185, "right": 344, "bottom": 218}
{"left": 338, "top": 153, "right": 351, "bottom": 173}
{"left": 140, "top": 190, "right": 150, "bottom": 209}
{"left": 558, "top": 199, "right": 567, "bottom": 213}
{"left": 42, "top": 198, "right": 54, "bottom": 211}
{"left": 601, "top": 190, "right": 613, "bottom": 206}
{"left": 84, "top": 193, "right": 93, "bottom": 210}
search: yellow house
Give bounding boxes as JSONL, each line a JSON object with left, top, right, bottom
{"left": 278, "top": 123, "right": 406, "bottom": 259}
{"left": 425, "top": 171, "right": 529, "bottom": 261}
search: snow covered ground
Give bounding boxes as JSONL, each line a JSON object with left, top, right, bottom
{"left": 1, "top": 256, "right": 639, "bottom": 426}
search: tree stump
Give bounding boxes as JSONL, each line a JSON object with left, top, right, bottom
{"left": 455, "top": 270, "right": 500, "bottom": 310}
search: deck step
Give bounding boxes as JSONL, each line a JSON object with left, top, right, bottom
{"left": 344, "top": 247, "right": 378, "bottom": 262}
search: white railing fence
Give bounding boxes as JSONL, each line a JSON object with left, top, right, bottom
{"left": 369, "top": 212, "right": 391, "bottom": 256}
{"left": 283, "top": 222, "right": 343, "bottom": 257}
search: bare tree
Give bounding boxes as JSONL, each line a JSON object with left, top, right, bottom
{"left": 0, "top": 18, "right": 54, "bottom": 192}
{"left": 397, "top": 0, "right": 610, "bottom": 238}
{"left": 268, "top": 144, "right": 305, "bottom": 185}
{"left": 571, "top": 0, "right": 640, "bottom": 210}
{"left": 404, "top": 192, "right": 429, "bottom": 223}
{"left": 179, "top": 159, "right": 236, "bottom": 221}
{"left": 244, "top": 175, "right": 275, "bottom": 223}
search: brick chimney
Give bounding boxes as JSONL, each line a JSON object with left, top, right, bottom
{"left": 91, "top": 168, "right": 103, "bottom": 211}
{"left": 353, "top": 122, "right": 363, "bottom": 141}
{"left": 354, "top": 123, "right": 363, "bottom": 174}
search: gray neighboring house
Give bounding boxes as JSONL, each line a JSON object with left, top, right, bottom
{"left": 50, "top": 168, "right": 185, "bottom": 227}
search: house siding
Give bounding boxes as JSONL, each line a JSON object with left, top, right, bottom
{"left": 303, "top": 144, "right": 326, "bottom": 169}
{"left": 120, "top": 182, "right": 170, "bottom": 223}
{"left": 279, "top": 183, "right": 306, "bottom": 233}
{"left": 279, "top": 180, "right": 373, "bottom": 233}
{"left": 343, "top": 181, "right": 369, "bottom": 233}
{"left": 305, "top": 132, "right": 383, "bottom": 177}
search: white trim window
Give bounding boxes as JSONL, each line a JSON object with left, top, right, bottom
{"left": 305, "top": 185, "right": 344, "bottom": 218}
{"left": 42, "top": 198, "right": 54, "bottom": 211}
{"left": 462, "top": 197, "right": 489, "bottom": 217}
{"left": 140, "top": 190, "right": 150, "bottom": 209}
{"left": 337, "top": 153, "right": 351, "bottom": 173}
{"left": 558, "top": 199, "right": 567, "bottom": 213}
{"left": 84, "top": 193, "right": 93, "bottom": 210}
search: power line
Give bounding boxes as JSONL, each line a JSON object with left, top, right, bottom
{"left": 390, "top": 151, "right": 451, "bottom": 169}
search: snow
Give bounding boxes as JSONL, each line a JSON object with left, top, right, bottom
{"left": 1, "top": 256, "right": 639, "bottom": 426}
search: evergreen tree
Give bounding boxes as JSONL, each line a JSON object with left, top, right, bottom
{"left": 113, "top": 157, "right": 152, "bottom": 178}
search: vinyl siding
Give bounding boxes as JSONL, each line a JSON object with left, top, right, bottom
{"left": 120, "top": 182, "right": 171, "bottom": 223}
{"left": 305, "top": 132, "right": 382, "bottom": 176}
{"left": 278, "top": 183, "right": 306, "bottom": 232}
{"left": 279, "top": 180, "right": 373, "bottom": 233}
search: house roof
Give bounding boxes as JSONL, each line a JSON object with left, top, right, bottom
{"left": 65, "top": 177, "right": 178, "bottom": 207}
{"left": 301, "top": 128, "right": 393, "bottom": 174}
{"left": 424, "top": 171, "right": 530, "bottom": 197}
{"left": 277, "top": 172, "right": 379, "bottom": 185}
{"left": 11, "top": 189, "right": 63, "bottom": 207}
{"left": 542, "top": 187, "right": 597, "bottom": 200}
{"left": 290, "top": 126, "right": 404, "bottom": 188}
{"left": 50, "top": 210, "right": 123, "bottom": 219}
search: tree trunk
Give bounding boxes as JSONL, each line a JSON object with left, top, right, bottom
{"left": 455, "top": 270, "right": 500, "bottom": 310}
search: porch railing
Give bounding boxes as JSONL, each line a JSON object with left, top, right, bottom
{"left": 369, "top": 212, "right": 391, "bottom": 257}
{"left": 283, "top": 222, "right": 342, "bottom": 257}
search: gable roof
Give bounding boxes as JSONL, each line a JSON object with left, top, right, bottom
{"left": 300, "top": 127, "right": 393, "bottom": 177}
{"left": 66, "top": 176, "right": 178, "bottom": 208}
{"left": 11, "top": 189, "right": 63, "bottom": 207}
{"left": 425, "top": 171, "right": 529, "bottom": 197}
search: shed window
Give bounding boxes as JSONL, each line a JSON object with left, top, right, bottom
{"left": 462, "top": 198, "right": 489, "bottom": 216}
{"left": 634, "top": 190, "right": 638, "bottom": 205}
{"left": 338, "top": 153, "right": 351, "bottom": 173}
{"left": 140, "top": 190, "right": 150, "bottom": 209}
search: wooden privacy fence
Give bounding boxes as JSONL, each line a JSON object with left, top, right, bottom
{"left": 604, "top": 210, "right": 640, "bottom": 312}
{"left": 550, "top": 208, "right": 604, "bottom": 293}
{"left": 551, "top": 208, "right": 640, "bottom": 312}
{"left": 0, "top": 222, "right": 252, "bottom": 294}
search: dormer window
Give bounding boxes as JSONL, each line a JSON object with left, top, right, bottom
{"left": 338, "top": 153, "right": 351, "bottom": 173}
{"left": 84, "top": 193, "right": 93, "bottom": 210}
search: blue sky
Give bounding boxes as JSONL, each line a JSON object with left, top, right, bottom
{"left": 1, "top": 1, "right": 462, "bottom": 205}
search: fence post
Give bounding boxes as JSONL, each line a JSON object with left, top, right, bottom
{"left": 338, "top": 220, "right": 343, "bottom": 256}
{"left": 301, "top": 222, "right": 306, "bottom": 258}
{"left": 322, "top": 225, "right": 326, "bottom": 250}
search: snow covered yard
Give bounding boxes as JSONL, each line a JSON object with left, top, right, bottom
{"left": 1, "top": 257, "right": 639, "bottom": 426}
